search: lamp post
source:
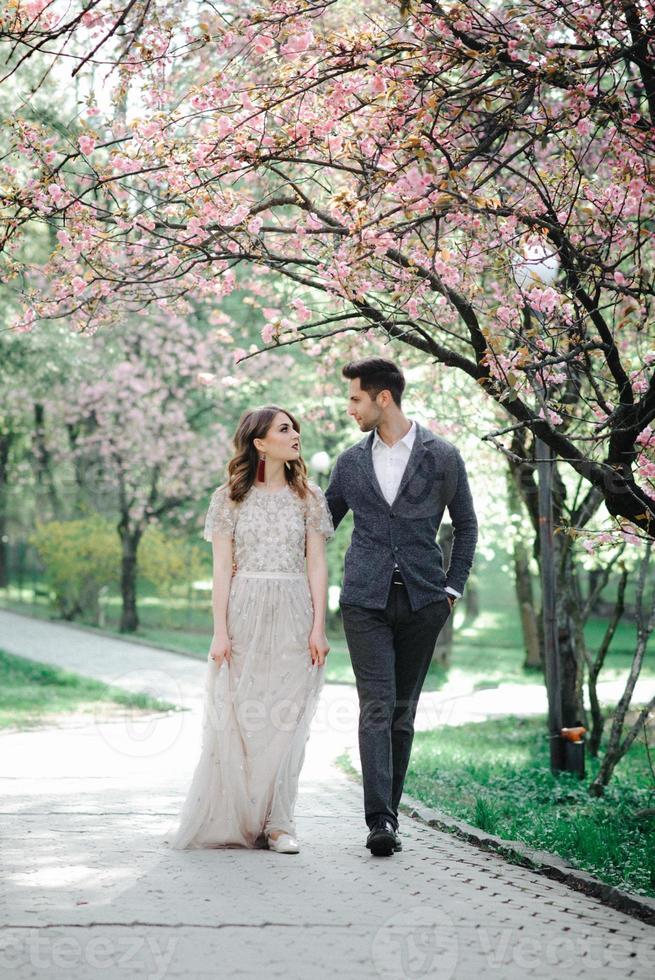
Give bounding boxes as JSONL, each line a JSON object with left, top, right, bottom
{"left": 513, "top": 239, "right": 585, "bottom": 777}
{"left": 309, "top": 450, "right": 331, "bottom": 490}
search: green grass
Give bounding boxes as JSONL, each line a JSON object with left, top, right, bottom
{"left": 375, "top": 713, "right": 655, "bottom": 898}
{"left": 0, "top": 648, "right": 179, "bottom": 732}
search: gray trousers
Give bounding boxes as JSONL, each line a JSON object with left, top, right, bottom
{"left": 340, "top": 576, "right": 452, "bottom": 830}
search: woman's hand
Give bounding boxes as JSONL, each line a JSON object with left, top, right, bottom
{"left": 309, "top": 626, "right": 330, "bottom": 667}
{"left": 209, "top": 630, "right": 232, "bottom": 667}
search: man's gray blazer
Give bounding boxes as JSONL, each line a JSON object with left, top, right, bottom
{"left": 325, "top": 421, "right": 478, "bottom": 611}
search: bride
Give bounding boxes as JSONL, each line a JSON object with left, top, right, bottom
{"left": 167, "top": 405, "right": 334, "bottom": 854}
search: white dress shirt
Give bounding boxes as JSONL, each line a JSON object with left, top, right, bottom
{"left": 372, "top": 420, "right": 461, "bottom": 599}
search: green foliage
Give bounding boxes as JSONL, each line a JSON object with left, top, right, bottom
{"left": 473, "top": 795, "right": 499, "bottom": 834}
{"left": 28, "top": 516, "right": 206, "bottom": 623}
{"left": 137, "top": 527, "right": 206, "bottom": 596}
{"left": 29, "top": 514, "right": 120, "bottom": 621}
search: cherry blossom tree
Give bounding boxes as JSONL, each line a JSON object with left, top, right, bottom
{"left": 3, "top": 0, "right": 654, "bottom": 546}
{"left": 33, "top": 308, "right": 284, "bottom": 631}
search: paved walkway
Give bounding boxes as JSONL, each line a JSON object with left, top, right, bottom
{"left": 1, "top": 610, "right": 654, "bottom": 979}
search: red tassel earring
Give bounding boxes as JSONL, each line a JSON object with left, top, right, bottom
{"left": 257, "top": 454, "right": 266, "bottom": 482}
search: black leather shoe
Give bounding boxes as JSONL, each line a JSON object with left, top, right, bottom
{"left": 366, "top": 818, "right": 397, "bottom": 857}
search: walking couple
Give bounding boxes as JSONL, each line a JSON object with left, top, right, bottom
{"left": 168, "top": 357, "right": 478, "bottom": 856}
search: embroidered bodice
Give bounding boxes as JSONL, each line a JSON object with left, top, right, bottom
{"left": 203, "top": 480, "right": 334, "bottom": 574}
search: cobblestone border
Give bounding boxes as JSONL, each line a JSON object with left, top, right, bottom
{"left": 398, "top": 791, "right": 655, "bottom": 927}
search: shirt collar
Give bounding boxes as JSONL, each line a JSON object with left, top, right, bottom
{"left": 372, "top": 419, "right": 416, "bottom": 451}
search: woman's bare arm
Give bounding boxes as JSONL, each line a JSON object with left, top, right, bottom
{"left": 306, "top": 529, "right": 330, "bottom": 665}
{"left": 306, "top": 529, "right": 328, "bottom": 624}
{"left": 209, "top": 535, "right": 234, "bottom": 664}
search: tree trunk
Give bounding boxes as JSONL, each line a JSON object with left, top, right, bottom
{"left": 505, "top": 455, "right": 542, "bottom": 668}
{"left": 33, "top": 403, "right": 59, "bottom": 517}
{"left": 0, "top": 432, "right": 11, "bottom": 589}
{"left": 556, "top": 538, "right": 587, "bottom": 728}
{"left": 587, "top": 569, "right": 604, "bottom": 615}
{"left": 519, "top": 592, "right": 542, "bottom": 669}
{"left": 514, "top": 536, "right": 541, "bottom": 669}
{"left": 433, "top": 522, "right": 454, "bottom": 665}
{"left": 464, "top": 580, "right": 479, "bottom": 618}
{"left": 119, "top": 527, "right": 142, "bottom": 633}
{"left": 508, "top": 434, "right": 588, "bottom": 728}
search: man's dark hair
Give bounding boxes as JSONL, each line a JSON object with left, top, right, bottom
{"left": 342, "top": 357, "right": 406, "bottom": 407}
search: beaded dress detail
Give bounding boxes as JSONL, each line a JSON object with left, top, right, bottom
{"left": 167, "top": 479, "right": 334, "bottom": 849}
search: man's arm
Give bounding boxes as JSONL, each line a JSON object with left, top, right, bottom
{"left": 444, "top": 449, "right": 478, "bottom": 595}
{"left": 324, "top": 456, "right": 350, "bottom": 530}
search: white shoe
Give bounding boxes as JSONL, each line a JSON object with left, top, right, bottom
{"left": 267, "top": 832, "right": 300, "bottom": 853}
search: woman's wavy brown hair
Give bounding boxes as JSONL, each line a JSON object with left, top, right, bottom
{"left": 224, "top": 405, "right": 312, "bottom": 504}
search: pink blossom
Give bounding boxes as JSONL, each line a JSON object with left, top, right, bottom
{"left": 281, "top": 32, "right": 314, "bottom": 56}
{"left": 291, "top": 298, "right": 312, "bottom": 323}
{"left": 305, "top": 213, "right": 323, "bottom": 231}
{"left": 393, "top": 166, "right": 431, "bottom": 200}
{"left": 11, "top": 306, "right": 36, "bottom": 333}
{"left": 71, "top": 276, "right": 86, "bottom": 295}
{"left": 112, "top": 155, "right": 135, "bottom": 174}
{"left": 24, "top": 0, "right": 49, "bottom": 16}
{"left": 229, "top": 205, "right": 249, "bottom": 225}
{"left": 526, "top": 286, "right": 560, "bottom": 315}
{"left": 140, "top": 121, "right": 160, "bottom": 139}
{"left": 78, "top": 135, "right": 96, "bottom": 155}
{"left": 253, "top": 35, "right": 274, "bottom": 55}
{"left": 537, "top": 405, "right": 563, "bottom": 426}
{"left": 507, "top": 39, "right": 521, "bottom": 60}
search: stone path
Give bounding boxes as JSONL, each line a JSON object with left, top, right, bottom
{"left": 1, "top": 609, "right": 654, "bottom": 979}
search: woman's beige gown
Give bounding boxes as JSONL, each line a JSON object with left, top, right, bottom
{"left": 167, "top": 479, "right": 334, "bottom": 849}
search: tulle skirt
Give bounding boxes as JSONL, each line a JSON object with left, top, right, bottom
{"left": 167, "top": 571, "right": 324, "bottom": 849}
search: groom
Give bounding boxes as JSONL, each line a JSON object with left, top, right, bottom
{"left": 325, "top": 357, "right": 478, "bottom": 857}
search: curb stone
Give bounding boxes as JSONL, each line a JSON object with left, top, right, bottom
{"left": 399, "top": 792, "right": 655, "bottom": 927}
